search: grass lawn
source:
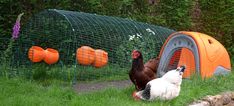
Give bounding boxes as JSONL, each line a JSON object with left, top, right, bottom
{"left": 0, "top": 68, "right": 234, "bottom": 106}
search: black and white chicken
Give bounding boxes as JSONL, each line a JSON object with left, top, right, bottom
{"left": 133, "top": 66, "right": 186, "bottom": 101}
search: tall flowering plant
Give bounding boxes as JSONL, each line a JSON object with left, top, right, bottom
{"left": 1, "top": 13, "right": 24, "bottom": 65}
{"left": 12, "top": 13, "right": 24, "bottom": 40}
{"left": 1, "top": 13, "right": 24, "bottom": 77}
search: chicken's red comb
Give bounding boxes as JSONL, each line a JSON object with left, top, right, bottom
{"left": 132, "top": 50, "right": 138, "bottom": 53}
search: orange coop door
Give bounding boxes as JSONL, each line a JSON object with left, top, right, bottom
{"left": 177, "top": 48, "right": 196, "bottom": 78}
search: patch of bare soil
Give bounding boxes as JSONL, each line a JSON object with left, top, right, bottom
{"left": 73, "top": 80, "right": 132, "bottom": 93}
{"left": 189, "top": 92, "right": 234, "bottom": 106}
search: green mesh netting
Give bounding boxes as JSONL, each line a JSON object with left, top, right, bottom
{"left": 11, "top": 9, "right": 175, "bottom": 81}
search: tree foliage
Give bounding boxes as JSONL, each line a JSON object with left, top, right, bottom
{"left": 0, "top": 0, "right": 233, "bottom": 56}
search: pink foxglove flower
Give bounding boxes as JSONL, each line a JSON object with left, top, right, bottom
{"left": 12, "top": 13, "right": 24, "bottom": 40}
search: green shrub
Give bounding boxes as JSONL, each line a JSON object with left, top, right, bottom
{"left": 199, "top": 0, "right": 234, "bottom": 47}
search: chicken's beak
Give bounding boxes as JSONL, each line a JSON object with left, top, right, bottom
{"left": 132, "top": 91, "right": 141, "bottom": 101}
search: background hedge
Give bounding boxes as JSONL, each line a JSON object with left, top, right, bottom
{"left": 0, "top": 0, "right": 233, "bottom": 59}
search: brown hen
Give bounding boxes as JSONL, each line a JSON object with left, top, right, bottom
{"left": 129, "top": 50, "right": 160, "bottom": 91}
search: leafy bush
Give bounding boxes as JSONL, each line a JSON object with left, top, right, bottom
{"left": 153, "top": 0, "right": 193, "bottom": 30}
{"left": 228, "top": 46, "right": 234, "bottom": 63}
{"left": 116, "top": 31, "right": 161, "bottom": 65}
{"left": 199, "top": 0, "right": 234, "bottom": 48}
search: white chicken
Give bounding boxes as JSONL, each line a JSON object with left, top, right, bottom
{"left": 133, "top": 66, "right": 186, "bottom": 101}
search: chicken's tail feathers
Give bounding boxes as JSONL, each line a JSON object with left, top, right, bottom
{"left": 141, "top": 84, "right": 151, "bottom": 100}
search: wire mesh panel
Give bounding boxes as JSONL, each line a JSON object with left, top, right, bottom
{"left": 12, "top": 9, "right": 175, "bottom": 82}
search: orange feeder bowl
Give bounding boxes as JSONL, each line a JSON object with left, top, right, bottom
{"left": 28, "top": 46, "right": 45, "bottom": 62}
{"left": 44, "top": 48, "right": 59, "bottom": 65}
{"left": 93, "top": 49, "right": 108, "bottom": 68}
{"left": 76, "top": 46, "right": 95, "bottom": 65}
